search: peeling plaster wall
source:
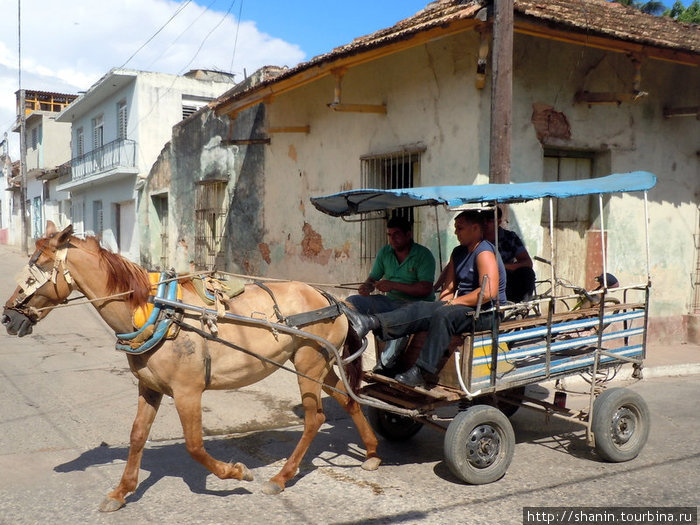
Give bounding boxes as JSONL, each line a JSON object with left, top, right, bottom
{"left": 260, "top": 30, "right": 697, "bottom": 332}
{"left": 139, "top": 105, "right": 263, "bottom": 273}
{"left": 263, "top": 32, "right": 486, "bottom": 286}
{"left": 140, "top": 28, "right": 697, "bottom": 340}
{"left": 511, "top": 33, "right": 699, "bottom": 325}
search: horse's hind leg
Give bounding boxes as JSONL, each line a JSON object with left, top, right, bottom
{"left": 173, "top": 386, "right": 254, "bottom": 483}
{"left": 263, "top": 347, "right": 328, "bottom": 495}
{"left": 99, "top": 384, "right": 162, "bottom": 512}
{"left": 322, "top": 368, "right": 381, "bottom": 471}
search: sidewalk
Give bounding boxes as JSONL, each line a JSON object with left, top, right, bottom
{"left": 639, "top": 340, "right": 700, "bottom": 378}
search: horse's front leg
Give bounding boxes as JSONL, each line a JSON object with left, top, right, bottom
{"left": 323, "top": 368, "right": 381, "bottom": 471}
{"left": 263, "top": 346, "right": 327, "bottom": 495}
{"left": 173, "top": 387, "right": 254, "bottom": 483}
{"left": 99, "top": 384, "right": 162, "bottom": 512}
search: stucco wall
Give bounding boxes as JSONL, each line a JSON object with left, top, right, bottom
{"left": 139, "top": 104, "right": 263, "bottom": 273}
{"left": 261, "top": 32, "right": 488, "bottom": 287}
{"left": 256, "top": 30, "right": 697, "bottom": 329}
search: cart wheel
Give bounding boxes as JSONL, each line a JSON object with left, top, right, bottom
{"left": 444, "top": 405, "right": 515, "bottom": 484}
{"left": 592, "top": 387, "right": 650, "bottom": 462}
{"left": 366, "top": 406, "right": 423, "bottom": 441}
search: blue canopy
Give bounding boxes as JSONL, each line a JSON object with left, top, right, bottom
{"left": 311, "top": 171, "right": 656, "bottom": 217}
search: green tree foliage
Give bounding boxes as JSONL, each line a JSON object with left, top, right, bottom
{"left": 663, "top": 0, "right": 700, "bottom": 23}
{"left": 611, "top": 0, "right": 666, "bottom": 15}
{"left": 611, "top": 0, "right": 700, "bottom": 24}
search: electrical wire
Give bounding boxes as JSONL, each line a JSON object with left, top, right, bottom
{"left": 177, "top": 0, "right": 238, "bottom": 75}
{"left": 119, "top": 0, "right": 193, "bottom": 69}
{"left": 229, "top": 0, "right": 244, "bottom": 74}
{"left": 146, "top": 0, "right": 220, "bottom": 70}
{"left": 124, "top": 1, "right": 240, "bottom": 139}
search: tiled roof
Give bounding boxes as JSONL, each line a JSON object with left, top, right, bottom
{"left": 514, "top": 0, "right": 699, "bottom": 53}
{"left": 214, "top": 0, "right": 698, "bottom": 113}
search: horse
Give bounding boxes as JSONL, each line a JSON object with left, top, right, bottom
{"left": 2, "top": 222, "right": 381, "bottom": 511}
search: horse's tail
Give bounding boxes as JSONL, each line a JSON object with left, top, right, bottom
{"left": 341, "top": 340, "right": 364, "bottom": 394}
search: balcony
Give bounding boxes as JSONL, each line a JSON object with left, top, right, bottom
{"left": 59, "top": 138, "right": 138, "bottom": 191}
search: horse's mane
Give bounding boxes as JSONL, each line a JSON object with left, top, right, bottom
{"left": 83, "top": 237, "right": 151, "bottom": 309}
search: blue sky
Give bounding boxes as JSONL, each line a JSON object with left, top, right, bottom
{"left": 209, "top": 0, "right": 431, "bottom": 60}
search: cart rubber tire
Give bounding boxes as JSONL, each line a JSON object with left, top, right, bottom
{"left": 366, "top": 406, "right": 423, "bottom": 441}
{"left": 444, "top": 405, "right": 515, "bottom": 484}
{"left": 592, "top": 387, "right": 650, "bottom": 462}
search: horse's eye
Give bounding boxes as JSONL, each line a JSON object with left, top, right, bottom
{"left": 27, "top": 278, "right": 36, "bottom": 285}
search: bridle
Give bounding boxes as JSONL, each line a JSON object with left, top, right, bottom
{"left": 7, "top": 242, "right": 74, "bottom": 321}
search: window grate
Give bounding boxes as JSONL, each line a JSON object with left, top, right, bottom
{"left": 359, "top": 148, "right": 422, "bottom": 267}
{"left": 194, "top": 182, "right": 227, "bottom": 270}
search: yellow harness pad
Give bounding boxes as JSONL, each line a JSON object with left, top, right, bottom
{"left": 132, "top": 273, "right": 182, "bottom": 330}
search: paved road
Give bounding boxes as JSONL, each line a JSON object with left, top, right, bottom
{"left": 1, "top": 243, "right": 698, "bottom": 524}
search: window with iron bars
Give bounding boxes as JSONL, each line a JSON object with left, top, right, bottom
{"left": 152, "top": 194, "right": 169, "bottom": 270}
{"left": 194, "top": 181, "right": 227, "bottom": 270}
{"left": 359, "top": 147, "right": 424, "bottom": 268}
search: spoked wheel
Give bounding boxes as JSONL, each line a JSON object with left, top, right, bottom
{"left": 444, "top": 405, "right": 515, "bottom": 484}
{"left": 592, "top": 387, "right": 650, "bottom": 462}
{"left": 366, "top": 406, "right": 423, "bottom": 441}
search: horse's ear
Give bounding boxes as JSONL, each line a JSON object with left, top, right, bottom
{"left": 45, "top": 221, "right": 57, "bottom": 237}
{"left": 50, "top": 224, "right": 74, "bottom": 247}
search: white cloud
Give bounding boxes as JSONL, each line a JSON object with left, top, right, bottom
{"left": 0, "top": 0, "right": 305, "bottom": 158}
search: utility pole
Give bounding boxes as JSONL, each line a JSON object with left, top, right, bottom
{"left": 19, "top": 89, "right": 28, "bottom": 253}
{"left": 18, "top": 0, "right": 28, "bottom": 253}
{"left": 489, "top": 0, "right": 513, "bottom": 185}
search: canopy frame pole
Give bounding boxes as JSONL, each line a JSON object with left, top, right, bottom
{"left": 599, "top": 194, "right": 608, "bottom": 288}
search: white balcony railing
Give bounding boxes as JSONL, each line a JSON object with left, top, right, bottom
{"left": 70, "top": 138, "right": 136, "bottom": 181}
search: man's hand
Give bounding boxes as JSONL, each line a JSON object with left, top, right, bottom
{"left": 374, "top": 280, "right": 393, "bottom": 293}
{"left": 358, "top": 281, "right": 375, "bottom": 296}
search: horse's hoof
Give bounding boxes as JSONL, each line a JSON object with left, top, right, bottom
{"left": 261, "top": 480, "right": 284, "bottom": 495}
{"left": 98, "top": 497, "right": 124, "bottom": 513}
{"left": 235, "top": 462, "right": 254, "bottom": 481}
{"left": 361, "top": 456, "right": 382, "bottom": 471}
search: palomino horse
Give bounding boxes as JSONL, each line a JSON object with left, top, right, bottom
{"left": 2, "top": 222, "right": 380, "bottom": 511}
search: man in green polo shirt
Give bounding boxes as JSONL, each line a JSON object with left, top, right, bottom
{"left": 346, "top": 216, "right": 436, "bottom": 372}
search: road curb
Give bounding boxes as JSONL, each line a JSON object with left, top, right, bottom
{"left": 557, "top": 362, "right": 700, "bottom": 389}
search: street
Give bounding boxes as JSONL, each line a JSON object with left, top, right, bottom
{"left": 0, "top": 243, "right": 698, "bottom": 524}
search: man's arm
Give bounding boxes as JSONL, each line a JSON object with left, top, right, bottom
{"left": 504, "top": 248, "right": 533, "bottom": 271}
{"left": 451, "top": 251, "right": 500, "bottom": 306}
{"left": 375, "top": 279, "right": 433, "bottom": 297}
{"left": 438, "top": 261, "right": 456, "bottom": 302}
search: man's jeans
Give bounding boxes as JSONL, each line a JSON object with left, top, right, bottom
{"left": 346, "top": 294, "right": 412, "bottom": 368}
{"left": 345, "top": 294, "right": 403, "bottom": 315}
{"left": 375, "top": 302, "right": 495, "bottom": 374}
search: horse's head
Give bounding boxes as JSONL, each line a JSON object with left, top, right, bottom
{"left": 2, "top": 221, "right": 75, "bottom": 337}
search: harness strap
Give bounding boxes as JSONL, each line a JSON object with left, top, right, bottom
{"left": 173, "top": 318, "right": 347, "bottom": 396}
{"left": 52, "top": 247, "right": 72, "bottom": 286}
{"left": 251, "top": 282, "right": 342, "bottom": 328}
{"left": 254, "top": 281, "right": 287, "bottom": 324}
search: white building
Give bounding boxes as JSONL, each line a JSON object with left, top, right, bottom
{"left": 56, "top": 68, "right": 235, "bottom": 262}
{"left": 6, "top": 91, "right": 77, "bottom": 247}
{"left": 0, "top": 133, "right": 16, "bottom": 245}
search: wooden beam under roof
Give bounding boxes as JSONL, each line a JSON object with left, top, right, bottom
{"left": 515, "top": 20, "right": 700, "bottom": 67}
{"left": 214, "top": 13, "right": 698, "bottom": 120}
{"left": 214, "top": 17, "right": 481, "bottom": 118}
